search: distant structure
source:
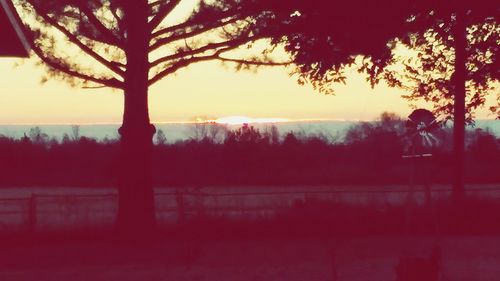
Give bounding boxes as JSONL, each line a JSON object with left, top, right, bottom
{"left": 404, "top": 109, "right": 440, "bottom": 157}
{"left": 0, "top": 0, "right": 30, "bottom": 57}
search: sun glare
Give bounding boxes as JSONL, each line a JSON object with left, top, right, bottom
{"left": 215, "top": 116, "right": 290, "bottom": 125}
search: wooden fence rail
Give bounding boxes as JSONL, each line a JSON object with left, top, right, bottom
{"left": 0, "top": 186, "right": 499, "bottom": 232}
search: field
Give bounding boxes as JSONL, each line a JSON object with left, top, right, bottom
{"left": 1, "top": 185, "right": 499, "bottom": 280}
{"left": 1, "top": 236, "right": 499, "bottom": 281}
{"left": 0, "top": 184, "right": 500, "bottom": 231}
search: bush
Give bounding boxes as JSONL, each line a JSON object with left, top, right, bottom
{"left": 0, "top": 120, "right": 498, "bottom": 187}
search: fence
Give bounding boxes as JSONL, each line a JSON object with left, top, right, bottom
{"left": 0, "top": 185, "right": 499, "bottom": 232}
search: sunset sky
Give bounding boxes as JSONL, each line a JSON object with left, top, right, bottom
{"left": 1, "top": 56, "right": 424, "bottom": 124}
{"left": 0, "top": 0, "right": 497, "bottom": 125}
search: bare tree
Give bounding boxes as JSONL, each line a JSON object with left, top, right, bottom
{"left": 189, "top": 120, "right": 210, "bottom": 142}
{"left": 154, "top": 129, "right": 167, "bottom": 145}
{"left": 71, "top": 125, "right": 80, "bottom": 141}
{"left": 188, "top": 120, "right": 227, "bottom": 143}
{"left": 208, "top": 122, "right": 227, "bottom": 143}
{"left": 263, "top": 124, "right": 279, "bottom": 144}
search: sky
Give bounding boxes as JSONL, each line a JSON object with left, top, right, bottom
{"left": 0, "top": 54, "right": 432, "bottom": 124}
{"left": 0, "top": 56, "right": 422, "bottom": 124}
{"left": 0, "top": 0, "right": 497, "bottom": 125}
{"left": 1, "top": 49, "right": 497, "bottom": 125}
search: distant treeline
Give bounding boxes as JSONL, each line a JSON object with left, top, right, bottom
{"left": 0, "top": 113, "right": 498, "bottom": 187}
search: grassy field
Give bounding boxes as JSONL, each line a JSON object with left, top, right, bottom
{"left": 0, "top": 185, "right": 499, "bottom": 280}
{"left": 0, "top": 236, "right": 499, "bottom": 281}
{"left": 0, "top": 184, "right": 499, "bottom": 232}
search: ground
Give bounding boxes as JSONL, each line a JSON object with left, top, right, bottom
{"left": 0, "top": 236, "right": 499, "bottom": 281}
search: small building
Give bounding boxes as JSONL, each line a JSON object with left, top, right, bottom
{"left": 0, "top": 0, "right": 30, "bottom": 57}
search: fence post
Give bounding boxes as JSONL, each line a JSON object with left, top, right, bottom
{"left": 28, "top": 194, "right": 37, "bottom": 233}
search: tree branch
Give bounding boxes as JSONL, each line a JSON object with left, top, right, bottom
{"left": 149, "top": 20, "right": 192, "bottom": 40}
{"left": 216, "top": 56, "right": 292, "bottom": 66}
{"left": 150, "top": 35, "right": 258, "bottom": 68}
{"left": 80, "top": 5, "right": 123, "bottom": 47}
{"left": 111, "top": 61, "right": 127, "bottom": 70}
{"left": 149, "top": 40, "right": 284, "bottom": 85}
{"left": 110, "top": 5, "right": 122, "bottom": 23}
{"left": 432, "top": 25, "right": 453, "bottom": 46}
{"left": 149, "top": 6, "right": 245, "bottom": 41}
{"left": 151, "top": 8, "right": 241, "bottom": 37}
{"left": 149, "top": 0, "right": 167, "bottom": 9}
{"left": 150, "top": 16, "right": 241, "bottom": 51}
{"left": 149, "top": 55, "right": 216, "bottom": 86}
{"left": 29, "top": 1, "right": 125, "bottom": 77}
{"left": 31, "top": 44, "right": 123, "bottom": 89}
{"left": 148, "top": 0, "right": 181, "bottom": 31}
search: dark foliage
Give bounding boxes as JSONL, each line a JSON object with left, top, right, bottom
{"left": 0, "top": 134, "right": 119, "bottom": 187}
{"left": 0, "top": 121, "right": 497, "bottom": 187}
{"left": 271, "top": 0, "right": 499, "bottom": 119}
{"left": 163, "top": 197, "right": 500, "bottom": 239}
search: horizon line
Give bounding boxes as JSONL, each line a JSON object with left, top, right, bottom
{"left": 0, "top": 117, "right": 498, "bottom": 126}
{"left": 0, "top": 118, "right": 358, "bottom": 126}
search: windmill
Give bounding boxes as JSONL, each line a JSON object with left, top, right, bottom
{"left": 402, "top": 108, "right": 442, "bottom": 206}
{"left": 397, "top": 109, "right": 443, "bottom": 281}
{"left": 404, "top": 109, "right": 441, "bottom": 158}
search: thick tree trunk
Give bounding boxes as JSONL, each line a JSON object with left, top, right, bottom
{"left": 116, "top": 1, "right": 156, "bottom": 238}
{"left": 452, "top": 8, "right": 466, "bottom": 202}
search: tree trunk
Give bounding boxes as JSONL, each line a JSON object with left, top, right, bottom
{"left": 116, "top": 1, "right": 156, "bottom": 239}
{"left": 452, "top": 8, "right": 466, "bottom": 202}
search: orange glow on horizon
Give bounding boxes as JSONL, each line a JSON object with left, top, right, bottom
{"left": 215, "top": 116, "right": 290, "bottom": 125}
